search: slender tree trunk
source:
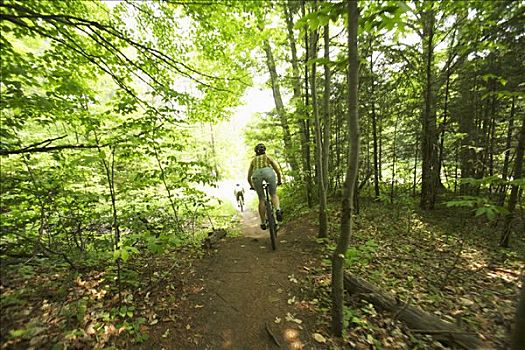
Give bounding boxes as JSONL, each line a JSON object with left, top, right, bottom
{"left": 369, "top": 43, "right": 380, "bottom": 200}
{"left": 322, "top": 22, "right": 331, "bottom": 193}
{"left": 332, "top": 0, "right": 359, "bottom": 336}
{"left": 262, "top": 39, "right": 299, "bottom": 173}
{"left": 301, "top": 0, "right": 314, "bottom": 207}
{"left": 488, "top": 89, "right": 497, "bottom": 183}
{"left": 365, "top": 124, "right": 370, "bottom": 180}
{"left": 500, "top": 117, "right": 525, "bottom": 247}
{"left": 419, "top": 6, "right": 438, "bottom": 210}
{"left": 152, "top": 142, "right": 183, "bottom": 233}
{"left": 479, "top": 96, "right": 491, "bottom": 180}
{"left": 284, "top": 0, "right": 313, "bottom": 200}
{"left": 379, "top": 112, "right": 383, "bottom": 181}
{"left": 413, "top": 135, "right": 419, "bottom": 197}
{"left": 284, "top": 1, "right": 301, "bottom": 101}
{"left": 21, "top": 157, "right": 49, "bottom": 247}
{"left": 209, "top": 123, "right": 219, "bottom": 179}
{"left": 436, "top": 27, "right": 456, "bottom": 193}
{"left": 459, "top": 108, "right": 476, "bottom": 194}
{"left": 97, "top": 143, "right": 122, "bottom": 306}
{"left": 309, "top": 5, "right": 327, "bottom": 238}
{"left": 335, "top": 102, "right": 342, "bottom": 189}
{"left": 489, "top": 117, "right": 496, "bottom": 175}
{"left": 498, "top": 97, "right": 516, "bottom": 206}
{"left": 437, "top": 68, "right": 450, "bottom": 191}
{"left": 312, "top": 24, "right": 321, "bottom": 203}
{"left": 391, "top": 115, "right": 399, "bottom": 204}
{"left": 454, "top": 144, "right": 459, "bottom": 193}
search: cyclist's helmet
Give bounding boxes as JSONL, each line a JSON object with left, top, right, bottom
{"left": 255, "top": 143, "right": 266, "bottom": 155}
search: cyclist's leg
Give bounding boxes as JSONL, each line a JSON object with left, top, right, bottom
{"left": 271, "top": 194, "right": 280, "bottom": 211}
{"left": 258, "top": 200, "right": 266, "bottom": 225}
{"left": 264, "top": 170, "right": 281, "bottom": 210}
{"left": 251, "top": 170, "right": 267, "bottom": 225}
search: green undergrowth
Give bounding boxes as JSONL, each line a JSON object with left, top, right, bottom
{"left": 305, "top": 197, "right": 523, "bottom": 349}
{"left": 0, "top": 198, "right": 241, "bottom": 349}
{"left": 279, "top": 182, "right": 314, "bottom": 220}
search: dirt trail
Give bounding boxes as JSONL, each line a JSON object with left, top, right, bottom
{"left": 162, "top": 209, "right": 322, "bottom": 350}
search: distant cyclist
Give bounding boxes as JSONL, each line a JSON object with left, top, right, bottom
{"left": 247, "top": 143, "right": 283, "bottom": 230}
{"left": 234, "top": 183, "right": 245, "bottom": 207}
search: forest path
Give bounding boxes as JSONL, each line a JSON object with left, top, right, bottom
{"left": 155, "top": 209, "right": 323, "bottom": 349}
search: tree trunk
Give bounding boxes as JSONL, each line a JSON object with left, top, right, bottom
{"left": 419, "top": 6, "right": 439, "bottom": 210}
{"left": 498, "top": 97, "right": 516, "bottom": 206}
{"left": 488, "top": 92, "right": 497, "bottom": 181}
{"left": 437, "top": 66, "right": 450, "bottom": 191}
{"left": 478, "top": 96, "right": 491, "bottom": 180}
{"left": 322, "top": 22, "right": 331, "bottom": 193}
{"left": 262, "top": 39, "right": 299, "bottom": 174}
{"left": 454, "top": 144, "right": 459, "bottom": 193}
{"left": 379, "top": 111, "right": 383, "bottom": 181}
{"left": 391, "top": 115, "right": 399, "bottom": 204}
{"left": 459, "top": 109, "right": 476, "bottom": 194}
{"left": 500, "top": 117, "right": 525, "bottom": 247}
{"left": 97, "top": 143, "right": 122, "bottom": 306}
{"left": 209, "top": 123, "right": 219, "bottom": 179}
{"left": 370, "top": 42, "right": 380, "bottom": 201}
{"left": 413, "top": 134, "right": 419, "bottom": 197}
{"left": 309, "top": 11, "right": 327, "bottom": 238}
{"left": 301, "top": 0, "right": 314, "bottom": 208}
{"left": 284, "top": 1, "right": 313, "bottom": 204}
{"left": 332, "top": 0, "right": 359, "bottom": 336}
{"left": 152, "top": 142, "right": 183, "bottom": 232}
{"left": 335, "top": 101, "right": 343, "bottom": 190}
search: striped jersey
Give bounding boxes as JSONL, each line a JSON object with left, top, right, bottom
{"left": 251, "top": 154, "right": 272, "bottom": 170}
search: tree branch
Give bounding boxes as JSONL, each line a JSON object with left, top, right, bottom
{"left": 0, "top": 2, "right": 233, "bottom": 92}
{"left": 1, "top": 143, "right": 102, "bottom": 155}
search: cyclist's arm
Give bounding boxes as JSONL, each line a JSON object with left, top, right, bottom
{"left": 268, "top": 157, "right": 283, "bottom": 184}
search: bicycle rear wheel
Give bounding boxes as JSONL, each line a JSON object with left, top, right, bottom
{"left": 239, "top": 198, "right": 244, "bottom": 212}
{"left": 266, "top": 200, "right": 277, "bottom": 250}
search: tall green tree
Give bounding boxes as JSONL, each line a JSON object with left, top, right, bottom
{"left": 332, "top": 0, "right": 360, "bottom": 337}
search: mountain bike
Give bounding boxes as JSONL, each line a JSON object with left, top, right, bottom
{"left": 237, "top": 194, "right": 244, "bottom": 212}
{"left": 262, "top": 181, "right": 278, "bottom": 250}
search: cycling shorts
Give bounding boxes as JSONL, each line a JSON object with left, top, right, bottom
{"left": 251, "top": 167, "right": 277, "bottom": 200}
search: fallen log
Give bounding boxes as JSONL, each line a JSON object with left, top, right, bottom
{"left": 202, "top": 228, "right": 227, "bottom": 249}
{"left": 344, "top": 273, "right": 490, "bottom": 350}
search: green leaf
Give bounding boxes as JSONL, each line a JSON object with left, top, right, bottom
{"left": 121, "top": 248, "right": 129, "bottom": 262}
{"left": 113, "top": 249, "right": 121, "bottom": 261}
{"left": 318, "top": 14, "right": 330, "bottom": 27}
{"left": 396, "top": 1, "right": 411, "bottom": 12}
{"left": 9, "top": 329, "right": 28, "bottom": 338}
{"left": 308, "top": 17, "right": 320, "bottom": 30}
{"left": 98, "top": 150, "right": 106, "bottom": 160}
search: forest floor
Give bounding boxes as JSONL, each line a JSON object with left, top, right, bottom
{"left": 1, "top": 201, "right": 523, "bottom": 349}
{"left": 141, "top": 209, "right": 324, "bottom": 349}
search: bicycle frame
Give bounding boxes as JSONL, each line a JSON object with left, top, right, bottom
{"left": 236, "top": 193, "right": 244, "bottom": 212}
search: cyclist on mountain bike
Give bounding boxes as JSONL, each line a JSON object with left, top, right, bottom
{"left": 234, "top": 183, "right": 245, "bottom": 207}
{"left": 247, "top": 143, "right": 283, "bottom": 230}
